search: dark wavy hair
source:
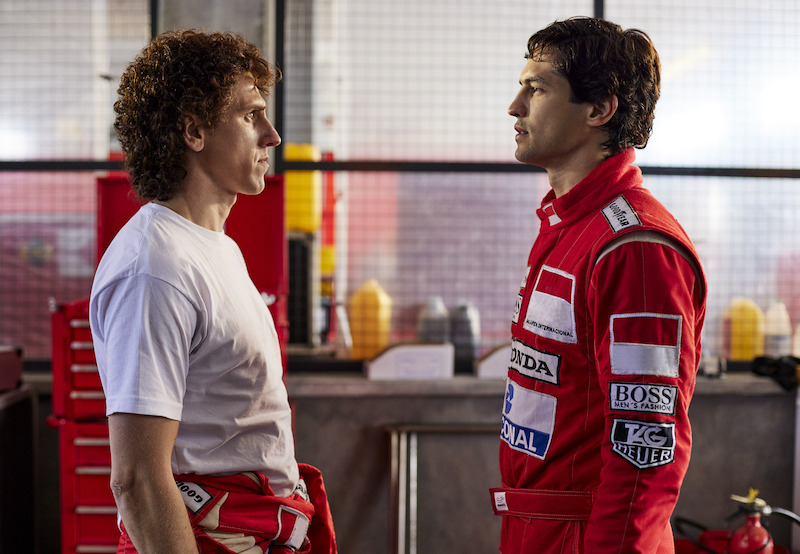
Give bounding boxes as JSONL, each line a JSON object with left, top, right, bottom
{"left": 527, "top": 17, "right": 660, "bottom": 156}
{"left": 114, "top": 30, "right": 279, "bottom": 201}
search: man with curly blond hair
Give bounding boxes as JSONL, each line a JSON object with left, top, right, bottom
{"left": 90, "top": 30, "right": 336, "bottom": 553}
{"left": 491, "top": 18, "right": 706, "bottom": 553}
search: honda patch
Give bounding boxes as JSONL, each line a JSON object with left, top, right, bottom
{"left": 523, "top": 265, "right": 577, "bottom": 344}
{"left": 602, "top": 196, "right": 641, "bottom": 233}
{"left": 611, "top": 418, "right": 675, "bottom": 469}
{"left": 500, "top": 380, "right": 556, "bottom": 459}
{"left": 610, "top": 313, "right": 682, "bottom": 377}
{"left": 509, "top": 338, "right": 560, "bottom": 385}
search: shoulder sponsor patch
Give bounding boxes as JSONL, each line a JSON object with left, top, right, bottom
{"left": 509, "top": 338, "right": 560, "bottom": 385}
{"left": 610, "top": 313, "right": 682, "bottom": 377}
{"left": 523, "top": 266, "right": 577, "bottom": 344}
{"left": 608, "top": 382, "right": 677, "bottom": 415}
{"left": 611, "top": 418, "right": 675, "bottom": 469}
{"left": 175, "top": 479, "right": 214, "bottom": 514}
{"left": 500, "top": 380, "right": 556, "bottom": 459}
{"left": 602, "top": 196, "right": 641, "bottom": 234}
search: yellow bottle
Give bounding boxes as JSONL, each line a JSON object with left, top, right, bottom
{"left": 349, "top": 279, "right": 392, "bottom": 360}
{"left": 284, "top": 143, "right": 322, "bottom": 233}
{"left": 722, "top": 297, "right": 764, "bottom": 361}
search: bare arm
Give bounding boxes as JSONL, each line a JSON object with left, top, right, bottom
{"left": 108, "top": 413, "right": 200, "bottom": 554}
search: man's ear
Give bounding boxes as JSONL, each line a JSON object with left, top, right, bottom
{"left": 587, "top": 94, "right": 618, "bottom": 127}
{"left": 179, "top": 113, "right": 205, "bottom": 152}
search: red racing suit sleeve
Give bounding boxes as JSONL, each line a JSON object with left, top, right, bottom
{"left": 584, "top": 235, "right": 705, "bottom": 552}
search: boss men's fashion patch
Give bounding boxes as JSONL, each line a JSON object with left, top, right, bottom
{"left": 608, "top": 382, "right": 678, "bottom": 415}
{"left": 610, "top": 313, "right": 682, "bottom": 377}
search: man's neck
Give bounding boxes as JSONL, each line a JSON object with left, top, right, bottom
{"left": 155, "top": 185, "right": 234, "bottom": 233}
{"left": 546, "top": 149, "right": 610, "bottom": 198}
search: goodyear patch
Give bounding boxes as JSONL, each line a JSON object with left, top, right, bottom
{"left": 175, "top": 479, "right": 213, "bottom": 514}
{"left": 602, "top": 196, "right": 641, "bottom": 234}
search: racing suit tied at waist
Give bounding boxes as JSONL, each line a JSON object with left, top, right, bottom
{"left": 172, "top": 469, "right": 314, "bottom": 551}
{"left": 490, "top": 488, "right": 595, "bottom": 521}
{"left": 118, "top": 463, "right": 337, "bottom": 553}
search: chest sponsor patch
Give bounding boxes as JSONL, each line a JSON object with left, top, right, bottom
{"left": 520, "top": 265, "right": 531, "bottom": 289}
{"left": 175, "top": 479, "right": 214, "bottom": 514}
{"left": 609, "top": 382, "right": 677, "bottom": 415}
{"left": 602, "top": 196, "right": 641, "bottom": 234}
{"left": 500, "top": 380, "right": 556, "bottom": 459}
{"left": 523, "top": 266, "right": 577, "bottom": 344}
{"left": 509, "top": 338, "right": 560, "bottom": 385}
{"left": 611, "top": 418, "right": 675, "bottom": 469}
{"left": 512, "top": 292, "right": 523, "bottom": 324}
{"left": 610, "top": 313, "right": 682, "bottom": 377}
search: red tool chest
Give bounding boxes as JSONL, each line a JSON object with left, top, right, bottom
{"left": 50, "top": 298, "right": 119, "bottom": 553}
{"left": 51, "top": 174, "right": 287, "bottom": 552}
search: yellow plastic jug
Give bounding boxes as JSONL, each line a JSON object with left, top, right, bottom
{"left": 722, "top": 297, "right": 764, "bottom": 361}
{"left": 284, "top": 143, "right": 322, "bottom": 233}
{"left": 349, "top": 280, "right": 392, "bottom": 360}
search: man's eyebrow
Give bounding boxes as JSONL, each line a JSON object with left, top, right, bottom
{"left": 244, "top": 101, "right": 267, "bottom": 113}
{"left": 520, "top": 75, "right": 550, "bottom": 87}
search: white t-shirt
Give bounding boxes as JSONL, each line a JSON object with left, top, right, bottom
{"left": 90, "top": 202, "right": 298, "bottom": 496}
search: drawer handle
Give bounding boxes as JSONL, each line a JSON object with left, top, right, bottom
{"left": 75, "top": 466, "right": 111, "bottom": 475}
{"left": 70, "top": 391, "right": 106, "bottom": 400}
{"left": 75, "top": 505, "right": 117, "bottom": 515}
{"left": 71, "top": 364, "right": 99, "bottom": 373}
{"left": 70, "top": 320, "right": 91, "bottom": 328}
{"left": 74, "top": 438, "right": 110, "bottom": 447}
{"left": 70, "top": 341, "right": 95, "bottom": 351}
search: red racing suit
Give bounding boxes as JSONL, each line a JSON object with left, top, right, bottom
{"left": 117, "top": 463, "right": 337, "bottom": 553}
{"left": 491, "top": 149, "right": 706, "bottom": 553}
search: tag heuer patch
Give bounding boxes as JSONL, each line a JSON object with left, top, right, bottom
{"left": 611, "top": 418, "right": 675, "bottom": 469}
{"left": 602, "top": 196, "right": 641, "bottom": 233}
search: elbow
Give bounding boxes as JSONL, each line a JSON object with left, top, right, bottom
{"left": 109, "top": 465, "right": 146, "bottom": 506}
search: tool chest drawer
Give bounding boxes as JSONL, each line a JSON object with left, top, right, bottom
{"left": 51, "top": 298, "right": 107, "bottom": 420}
{"left": 54, "top": 418, "right": 120, "bottom": 553}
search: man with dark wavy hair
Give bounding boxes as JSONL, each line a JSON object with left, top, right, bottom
{"left": 491, "top": 18, "right": 706, "bottom": 553}
{"left": 90, "top": 30, "right": 336, "bottom": 553}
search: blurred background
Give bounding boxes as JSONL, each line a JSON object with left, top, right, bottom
{"left": 1, "top": 0, "right": 799, "bottom": 552}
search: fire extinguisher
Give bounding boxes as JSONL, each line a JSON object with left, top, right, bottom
{"left": 726, "top": 490, "right": 773, "bottom": 554}
{"left": 675, "top": 489, "right": 800, "bottom": 554}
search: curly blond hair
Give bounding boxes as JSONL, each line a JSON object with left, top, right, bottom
{"left": 114, "top": 30, "right": 279, "bottom": 200}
